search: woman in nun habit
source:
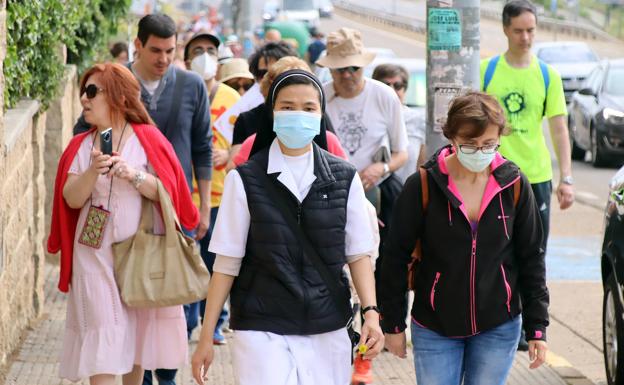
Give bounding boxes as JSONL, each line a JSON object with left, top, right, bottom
{"left": 191, "top": 69, "right": 383, "bottom": 385}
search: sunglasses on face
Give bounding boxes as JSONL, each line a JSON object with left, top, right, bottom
{"left": 334, "top": 66, "right": 361, "bottom": 74}
{"left": 225, "top": 79, "right": 253, "bottom": 92}
{"left": 383, "top": 81, "right": 406, "bottom": 91}
{"left": 81, "top": 84, "right": 105, "bottom": 99}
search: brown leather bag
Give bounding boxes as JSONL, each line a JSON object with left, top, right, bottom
{"left": 112, "top": 179, "right": 210, "bottom": 307}
{"left": 407, "top": 169, "right": 521, "bottom": 290}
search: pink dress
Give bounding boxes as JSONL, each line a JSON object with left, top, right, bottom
{"left": 59, "top": 133, "right": 187, "bottom": 382}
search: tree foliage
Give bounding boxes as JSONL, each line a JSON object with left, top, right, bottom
{"left": 4, "top": 0, "right": 131, "bottom": 109}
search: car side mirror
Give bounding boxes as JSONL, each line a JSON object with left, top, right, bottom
{"left": 579, "top": 88, "right": 595, "bottom": 96}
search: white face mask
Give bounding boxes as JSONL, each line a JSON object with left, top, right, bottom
{"left": 190, "top": 53, "right": 217, "bottom": 80}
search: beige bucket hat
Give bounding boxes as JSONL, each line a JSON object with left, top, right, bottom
{"left": 315, "top": 27, "right": 376, "bottom": 69}
{"left": 217, "top": 58, "right": 255, "bottom": 83}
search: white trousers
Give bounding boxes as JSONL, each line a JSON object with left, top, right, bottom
{"left": 231, "top": 328, "right": 352, "bottom": 385}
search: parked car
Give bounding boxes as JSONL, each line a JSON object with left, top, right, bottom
{"left": 568, "top": 59, "right": 624, "bottom": 167}
{"left": 602, "top": 166, "right": 624, "bottom": 385}
{"left": 533, "top": 41, "right": 599, "bottom": 103}
{"left": 262, "top": 1, "right": 279, "bottom": 22}
{"left": 317, "top": 0, "right": 334, "bottom": 18}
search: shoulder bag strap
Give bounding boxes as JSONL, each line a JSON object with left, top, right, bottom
{"left": 251, "top": 162, "right": 353, "bottom": 324}
{"left": 513, "top": 177, "right": 521, "bottom": 207}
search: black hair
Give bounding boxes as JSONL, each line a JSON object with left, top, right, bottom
{"left": 248, "top": 42, "right": 299, "bottom": 79}
{"left": 502, "top": 0, "right": 537, "bottom": 26}
{"left": 137, "top": 14, "right": 177, "bottom": 45}
{"left": 110, "top": 42, "right": 128, "bottom": 58}
{"left": 269, "top": 75, "right": 324, "bottom": 113}
{"left": 250, "top": 70, "right": 328, "bottom": 156}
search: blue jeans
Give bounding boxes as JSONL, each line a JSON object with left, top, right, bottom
{"left": 143, "top": 369, "right": 176, "bottom": 385}
{"left": 411, "top": 316, "right": 522, "bottom": 385}
{"left": 184, "top": 207, "right": 228, "bottom": 337}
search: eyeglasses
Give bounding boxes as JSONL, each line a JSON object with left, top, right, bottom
{"left": 383, "top": 80, "right": 406, "bottom": 91}
{"left": 81, "top": 84, "right": 105, "bottom": 99}
{"left": 458, "top": 144, "right": 500, "bottom": 155}
{"left": 334, "top": 66, "right": 361, "bottom": 74}
{"left": 225, "top": 79, "right": 253, "bottom": 92}
{"left": 192, "top": 46, "right": 218, "bottom": 57}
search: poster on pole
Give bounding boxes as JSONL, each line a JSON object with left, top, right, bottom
{"left": 433, "top": 84, "right": 463, "bottom": 132}
{"left": 428, "top": 9, "right": 462, "bottom": 51}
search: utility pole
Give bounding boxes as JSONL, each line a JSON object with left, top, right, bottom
{"left": 425, "top": 0, "right": 481, "bottom": 154}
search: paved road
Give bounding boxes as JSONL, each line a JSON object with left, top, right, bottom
{"left": 334, "top": 0, "right": 624, "bottom": 58}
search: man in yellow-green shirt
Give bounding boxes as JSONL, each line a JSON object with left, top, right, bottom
{"left": 481, "top": 0, "right": 575, "bottom": 243}
{"left": 481, "top": 0, "right": 575, "bottom": 354}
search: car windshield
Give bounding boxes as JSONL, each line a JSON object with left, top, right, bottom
{"left": 283, "top": 0, "right": 314, "bottom": 10}
{"left": 538, "top": 46, "right": 598, "bottom": 64}
{"left": 605, "top": 67, "right": 624, "bottom": 96}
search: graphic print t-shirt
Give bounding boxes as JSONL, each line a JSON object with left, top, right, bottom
{"left": 480, "top": 55, "right": 567, "bottom": 184}
{"left": 324, "top": 78, "right": 407, "bottom": 172}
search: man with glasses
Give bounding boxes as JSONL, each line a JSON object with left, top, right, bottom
{"left": 184, "top": 31, "right": 240, "bottom": 346}
{"left": 372, "top": 63, "right": 427, "bottom": 182}
{"left": 318, "top": 27, "right": 407, "bottom": 245}
{"left": 74, "top": 14, "right": 212, "bottom": 385}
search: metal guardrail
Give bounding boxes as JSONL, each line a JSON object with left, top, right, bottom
{"left": 333, "top": 0, "right": 426, "bottom": 35}
{"left": 334, "top": 0, "right": 619, "bottom": 43}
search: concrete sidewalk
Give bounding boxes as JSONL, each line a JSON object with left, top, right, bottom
{"left": 0, "top": 263, "right": 582, "bottom": 385}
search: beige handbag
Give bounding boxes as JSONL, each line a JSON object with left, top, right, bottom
{"left": 113, "top": 179, "right": 210, "bottom": 307}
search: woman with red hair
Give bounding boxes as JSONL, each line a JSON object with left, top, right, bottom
{"left": 47, "top": 63, "right": 198, "bottom": 385}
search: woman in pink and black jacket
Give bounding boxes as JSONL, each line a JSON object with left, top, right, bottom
{"left": 378, "top": 92, "right": 549, "bottom": 385}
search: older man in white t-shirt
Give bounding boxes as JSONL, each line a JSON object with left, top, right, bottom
{"left": 317, "top": 28, "right": 408, "bottom": 193}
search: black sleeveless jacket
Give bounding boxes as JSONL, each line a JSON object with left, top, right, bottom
{"left": 231, "top": 144, "right": 357, "bottom": 335}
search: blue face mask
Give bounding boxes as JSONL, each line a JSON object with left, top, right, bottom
{"left": 456, "top": 147, "right": 496, "bottom": 172}
{"left": 273, "top": 111, "right": 322, "bottom": 149}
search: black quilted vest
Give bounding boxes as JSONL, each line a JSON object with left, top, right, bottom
{"left": 231, "top": 144, "right": 356, "bottom": 335}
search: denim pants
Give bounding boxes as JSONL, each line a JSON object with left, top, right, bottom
{"left": 411, "top": 316, "right": 522, "bottom": 385}
{"left": 531, "top": 181, "right": 552, "bottom": 251}
{"left": 184, "top": 207, "right": 228, "bottom": 337}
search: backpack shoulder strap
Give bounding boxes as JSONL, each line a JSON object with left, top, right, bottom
{"left": 538, "top": 59, "right": 550, "bottom": 117}
{"left": 483, "top": 55, "right": 500, "bottom": 92}
{"left": 513, "top": 178, "right": 521, "bottom": 207}
{"left": 419, "top": 167, "right": 429, "bottom": 213}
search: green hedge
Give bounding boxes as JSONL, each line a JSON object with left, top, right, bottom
{"left": 4, "top": 0, "right": 131, "bottom": 110}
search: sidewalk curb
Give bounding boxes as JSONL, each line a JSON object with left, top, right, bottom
{"left": 547, "top": 351, "right": 597, "bottom": 385}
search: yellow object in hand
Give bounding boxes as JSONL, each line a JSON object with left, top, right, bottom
{"left": 358, "top": 344, "right": 368, "bottom": 355}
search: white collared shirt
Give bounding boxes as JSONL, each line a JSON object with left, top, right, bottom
{"left": 209, "top": 139, "right": 376, "bottom": 268}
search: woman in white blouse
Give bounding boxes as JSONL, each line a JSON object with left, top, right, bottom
{"left": 191, "top": 69, "right": 383, "bottom": 385}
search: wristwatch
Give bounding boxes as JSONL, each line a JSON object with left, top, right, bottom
{"left": 133, "top": 170, "right": 146, "bottom": 189}
{"left": 382, "top": 163, "right": 390, "bottom": 175}
{"left": 361, "top": 305, "right": 381, "bottom": 316}
{"left": 561, "top": 176, "right": 574, "bottom": 185}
